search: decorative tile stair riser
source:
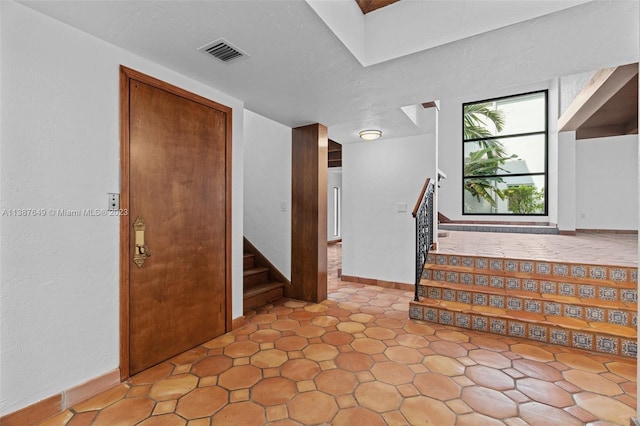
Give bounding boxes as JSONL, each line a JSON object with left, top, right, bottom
{"left": 410, "top": 254, "right": 637, "bottom": 358}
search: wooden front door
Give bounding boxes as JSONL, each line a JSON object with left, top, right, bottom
{"left": 120, "top": 67, "right": 232, "bottom": 377}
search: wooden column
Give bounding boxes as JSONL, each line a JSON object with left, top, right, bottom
{"left": 291, "top": 123, "right": 328, "bottom": 303}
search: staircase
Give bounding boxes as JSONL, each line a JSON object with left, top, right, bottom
{"left": 243, "top": 251, "right": 286, "bottom": 313}
{"left": 410, "top": 252, "right": 637, "bottom": 358}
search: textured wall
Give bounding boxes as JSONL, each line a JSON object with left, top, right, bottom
{"left": 0, "top": 1, "right": 244, "bottom": 414}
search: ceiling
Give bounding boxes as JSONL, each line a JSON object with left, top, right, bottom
{"left": 18, "top": 0, "right": 639, "bottom": 144}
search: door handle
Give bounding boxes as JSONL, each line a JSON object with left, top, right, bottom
{"left": 133, "top": 217, "right": 150, "bottom": 267}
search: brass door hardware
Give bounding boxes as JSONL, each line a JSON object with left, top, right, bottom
{"left": 133, "top": 217, "right": 150, "bottom": 267}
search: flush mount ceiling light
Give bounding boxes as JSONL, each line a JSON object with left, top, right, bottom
{"left": 359, "top": 129, "right": 382, "bottom": 141}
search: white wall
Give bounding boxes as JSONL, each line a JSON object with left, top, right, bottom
{"left": 0, "top": 1, "right": 244, "bottom": 415}
{"left": 342, "top": 134, "right": 435, "bottom": 284}
{"left": 576, "top": 135, "right": 638, "bottom": 230}
{"left": 243, "top": 110, "right": 291, "bottom": 279}
{"left": 438, "top": 81, "right": 556, "bottom": 222}
{"left": 557, "top": 131, "right": 577, "bottom": 231}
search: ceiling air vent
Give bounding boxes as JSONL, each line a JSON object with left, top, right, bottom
{"left": 199, "top": 38, "right": 247, "bottom": 63}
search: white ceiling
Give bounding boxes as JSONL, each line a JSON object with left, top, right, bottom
{"left": 19, "top": 0, "right": 639, "bottom": 144}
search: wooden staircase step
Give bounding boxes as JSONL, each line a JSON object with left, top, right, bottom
{"left": 243, "top": 281, "right": 285, "bottom": 312}
{"left": 243, "top": 267, "right": 270, "bottom": 287}
{"left": 243, "top": 253, "right": 255, "bottom": 269}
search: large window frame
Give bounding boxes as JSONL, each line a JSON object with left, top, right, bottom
{"left": 462, "top": 90, "right": 548, "bottom": 216}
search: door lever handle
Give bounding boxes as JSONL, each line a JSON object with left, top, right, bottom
{"left": 133, "top": 217, "right": 150, "bottom": 267}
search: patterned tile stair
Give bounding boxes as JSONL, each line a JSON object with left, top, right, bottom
{"left": 409, "top": 253, "right": 637, "bottom": 358}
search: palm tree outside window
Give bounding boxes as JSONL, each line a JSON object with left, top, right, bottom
{"left": 462, "top": 91, "right": 548, "bottom": 215}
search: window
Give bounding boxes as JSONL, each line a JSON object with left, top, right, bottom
{"left": 462, "top": 91, "right": 547, "bottom": 215}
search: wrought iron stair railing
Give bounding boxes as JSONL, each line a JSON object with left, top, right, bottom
{"left": 412, "top": 177, "right": 435, "bottom": 302}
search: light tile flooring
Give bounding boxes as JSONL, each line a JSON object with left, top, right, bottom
{"left": 435, "top": 231, "right": 638, "bottom": 266}
{"left": 37, "top": 239, "right": 637, "bottom": 426}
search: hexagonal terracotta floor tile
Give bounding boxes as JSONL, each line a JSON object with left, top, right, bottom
{"left": 510, "top": 343, "right": 554, "bottom": 362}
{"left": 413, "top": 372, "right": 461, "bottom": 400}
{"left": 351, "top": 337, "right": 387, "bottom": 354}
{"left": 303, "top": 343, "right": 339, "bottom": 361}
{"left": 288, "top": 391, "right": 338, "bottom": 424}
{"left": 422, "top": 355, "right": 465, "bottom": 376}
{"left": 364, "top": 326, "right": 397, "bottom": 340}
{"left": 270, "top": 319, "right": 300, "bottom": 332}
{"left": 516, "top": 378, "right": 573, "bottom": 408}
{"left": 555, "top": 353, "right": 607, "bottom": 373}
{"left": 275, "top": 335, "right": 309, "bottom": 351}
{"left": 290, "top": 310, "right": 315, "bottom": 321}
{"left": 435, "top": 330, "right": 469, "bottom": 343}
{"left": 455, "top": 412, "right": 505, "bottom": 426}
{"left": 607, "top": 361, "right": 636, "bottom": 381}
{"left": 322, "top": 331, "right": 355, "bottom": 346}
{"left": 332, "top": 407, "right": 385, "bottom": 426}
{"left": 311, "top": 315, "right": 339, "bottom": 327}
{"left": 250, "top": 329, "right": 281, "bottom": 343}
{"left": 170, "top": 346, "right": 208, "bottom": 365}
{"left": 337, "top": 321, "right": 367, "bottom": 334}
{"left": 511, "top": 358, "right": 563, "bottom": 382}
{"left": 371, "top": 362, "right": 415, "bottom": 385}
{"left": 224, "top": 341, "right": 260, "bottom": 358}
{"left": 518, "top": 401, "right": 583, "bottom": 426}
{"left": 211, "top": 401, "right": 265, "bottom": 426}
{"left": 137, "top": 413, "right": 186, "bottom": 426}
{"left": 394, "top": 334, "right": 429, "bottom": 348}
{"left": 400, "top": 396, "right": 455, "bottom": 425}
{"left": 281, "top": 359, "right": 321, "bottom": 381}
{"left": 355, "top": 382, "right": 402, "bottom": 412}
{"left": 468, "top": 349, "right": 512, "bottom": 369}
{"left": 563, "top": 369, "right": 623, "bottom": 396}
{"left": 295, "top": 325, "right": 326, "bottom": 338}
{"left": 465, "top": 365, "right": 514, "bottom": 391}
{"left": 92, "top": 397, "right": 154, "bottom": 426}
{"left": 175, "top": 386, "right": 228, "bottom": 418}
{"left": 315, "top": 369, "right": 358, "bottom": 395}
{"left": 335, "top": 352, "right": 375, "bottom": 372}
{"left": 218, "top": 365, "right": 262, "bottom": 390}
{"left": 73, "top": 383, "right": 129, "bottom": 412}
{"left": 149, "top": 375, "right": 199, "bottom": 401}
{"left": 250, "top": 314, "right": 278, "bottom": 324}
{"left": 192, "top": 355, "right": 233, "bottom": 377}
{"left": 251, "top": 349, "right": 288, "bottom": 368}
{"left": 385, "top": 346, "right": 423, "bottom": 364}
{"left": 470, "top": 336, "right": 510, "bottom": 352}
{"left": 573, "top": 392, "right": 636, "bottom": 425}
{"left": 461, "top": 386, "right": 517, "bottom": 419}
{"left": 129, "top": 363, "right": 174, "bottom": 386}
{"left": 403, "top": 322, "right": 435, "bottom": 336}
{"left": 304, "top": 303, "right": 328, "bottom": 313}
{"left": 429, "top": 340, "right": 468, "bottom": 357}
{"left": 350, "top": 313, "right": 375, "bottom": 323}
{"left": 251, "top": 377, "right": 297, "bottom": 406}
{"left": 203, "top": 333, "right": 235, "bottom": 349}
